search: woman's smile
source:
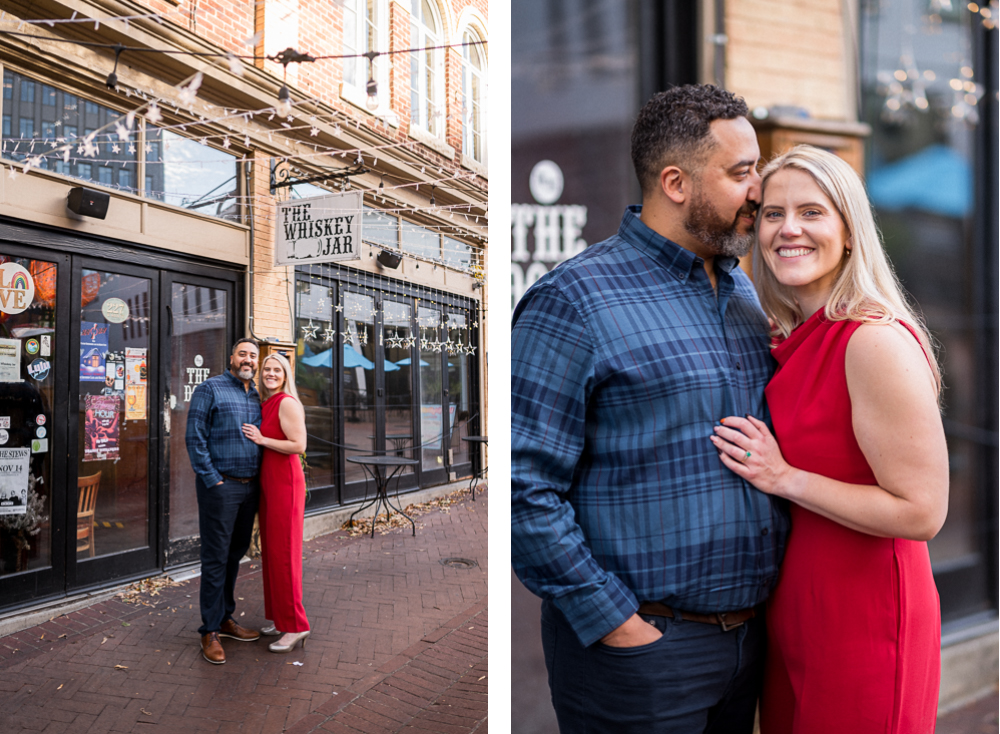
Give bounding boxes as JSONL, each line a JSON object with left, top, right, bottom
{"left": 758, "top": 167, "right": 850, "bottom": 317}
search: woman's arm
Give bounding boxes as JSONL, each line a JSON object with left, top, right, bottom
{"left": 712, "top": 322, "right": 948, "bottom": 541}
{"left": 241, "top": 397, "right": 307, "bottom": 455}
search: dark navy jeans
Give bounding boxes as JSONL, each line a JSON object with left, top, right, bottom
{"left": 196, "top": 475, "right": 259, "bottom": 635}
{"left": 541, "top": 599, "right": 765, "bottom": 733}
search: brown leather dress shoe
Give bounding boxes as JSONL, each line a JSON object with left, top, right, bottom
{"left": 218, "top": 618, "right": 260, "bottom": 641}
{"left": 201, "top": 632, "right": 225, "bottom": 664}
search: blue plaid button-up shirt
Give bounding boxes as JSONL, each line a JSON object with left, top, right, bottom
{"left": 185, "top": 370, "right": 263, "bottom": 486}
{"left": 512, "top": 206, "right": 789, "bottom": 647}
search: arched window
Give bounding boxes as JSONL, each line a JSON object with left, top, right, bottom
{"left": 462, "top": 29, "right": 486, "bottom": 163}
{"left": 409, "top": 0, "right": 443, "bottom": 136}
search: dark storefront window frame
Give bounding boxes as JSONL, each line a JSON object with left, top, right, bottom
{"left": 293, "top": 264, "right": 481, "bottom": 514}
{"left": 860, "top": 8, "right": 998, "bottom": 630}
{"left": 0, "top": 216, "right": 243, "bottom": 611}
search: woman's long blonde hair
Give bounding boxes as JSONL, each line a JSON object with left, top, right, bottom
{"left": 752, "top": 145, "right": 941, "bottom": 391}
{"left": 259, "top": 352, "right": 301, "bottom": 403}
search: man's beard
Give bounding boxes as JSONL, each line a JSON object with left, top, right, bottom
{"left": 684, "top": 188, "right": 756, "bottom": 258}
{"left": 234, "top": 364, "right": 255, "bottom": 380}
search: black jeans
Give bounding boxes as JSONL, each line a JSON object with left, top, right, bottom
{"left": 196, "top": 475, "right": 259, "bottom": 635}
{"left": 541, "top": 600, "right": 765, "bottom": 733}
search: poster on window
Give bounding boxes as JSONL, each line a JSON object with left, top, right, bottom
{"left": 125, "top": 347, "right": 147, "bottom": 421}
{"left": 274, "top": 191, "right": 363, "bottom": 265}
{"left": 84, "top": 394, "right": 120, "bottom": 462}
{"left": 80, "top": 322, "right": 110, "bottom": 382}
{"left": 0, "top": 448, "right": 31, "bottom": 515}
{"left": 0, "top": 338, "right": 20, "bottom": 383}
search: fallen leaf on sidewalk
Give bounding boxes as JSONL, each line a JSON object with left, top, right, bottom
{"left": 478, "top": 676, "right": 485, "bottom": 681}
{"left": 141, "top": 709, "right": 153, "bottom": 716}
{"left": 114, "top": 665, "right": 128, "bottom": 670}
{"left": 57, "top": 684, "right": 63, "bottom": 690}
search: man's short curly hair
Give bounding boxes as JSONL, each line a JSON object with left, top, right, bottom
{"left": 631, "top": 84, "right": 749, "bottom": 196}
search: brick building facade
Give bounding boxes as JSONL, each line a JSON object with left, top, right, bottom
{"left": 0, "top": 0, "right": 489, "bottom": 612}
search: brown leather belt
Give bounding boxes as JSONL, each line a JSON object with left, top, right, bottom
{"left": 637, "top": 601, "right": 757, "bottom": 632}
{"left": 221, "top": 474, "right": 256, "bottom": 484}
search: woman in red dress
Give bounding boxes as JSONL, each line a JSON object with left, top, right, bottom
{"left": 242, "top": 353, "right": 310, "bottom": 653}
{"left": 712, "top": 146, "right": 947, "bottom": 733}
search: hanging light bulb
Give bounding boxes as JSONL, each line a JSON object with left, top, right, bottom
{"left": 106, "top": 44, "right": 125, "bottom": 90}
{"left": 276, "top": 84, "right": 293, "bottom": 118}
{"left": 364, "top": 50, "right": 379, "bottom": 111}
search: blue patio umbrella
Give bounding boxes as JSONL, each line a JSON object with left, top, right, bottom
{"left": 394, "top": 357, "right": 430, "bottom": 367}
{"left": 301, "top": 344, "right": 398, "bottom": 371}
{"left": 866, "top": 144, "right": 971, "bottom": 219}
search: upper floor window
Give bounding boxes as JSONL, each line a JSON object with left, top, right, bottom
{"left": 410, "top": 0, "right": 444, "bottom": 136}
{"left": 2, "top": 69, "right": 138, "bottom": 195}
{"left": 145, "top": 125, "right": 240, "bottom": 219}
{"left": 462, "top": 29, "right": 486, "bottom": 163}
{"left": 342, "top": 0, "right": 389, "bottom": 113}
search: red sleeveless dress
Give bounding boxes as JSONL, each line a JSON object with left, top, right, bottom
{"left": 760, "top": 313, "right": 940, "bottom": 733}
{"left": 259, "top": 392, "right": 309, "bottom": 633}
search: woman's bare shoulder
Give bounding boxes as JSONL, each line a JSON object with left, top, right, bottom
{"left": 845, "top": 321, "right": 935, "bottom": 395}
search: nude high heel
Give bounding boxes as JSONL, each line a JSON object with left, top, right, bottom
{"left": 268, "top": 630, "right": 309, "bottom": 653}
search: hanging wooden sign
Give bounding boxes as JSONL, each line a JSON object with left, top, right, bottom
{"left": 275, "top": 191, "right": 363, "bottom": 266}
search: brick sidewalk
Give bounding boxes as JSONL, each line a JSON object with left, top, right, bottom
{"left": 0, "top": 489, "right": 488, "bottom": 733}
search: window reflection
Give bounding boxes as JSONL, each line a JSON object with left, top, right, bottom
{"left": 296, "top": 281, "right": 336, "bottom": 491}
{"left": 1, "top": 69, "right": 138, "bottom": 193}
{"left": 861, "top": 3, "right": 995, "bottom": 621}
{"left": 144, "top": 125, "right": 240, "bottom": 219}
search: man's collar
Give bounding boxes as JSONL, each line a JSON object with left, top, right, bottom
{"left": 619, "top": 205, "right": 740, "bottom": 282}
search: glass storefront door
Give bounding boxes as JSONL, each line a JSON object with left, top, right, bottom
{"left": 0, "top": 223, "right": 240, "bottom": 611}
{"left": 0, "top": 250, "right": 68, "bottom": 605}
{"left": 417, "top": 305, "right": 447, "bottom": 484}
{"left": 383, "top": 299, "right": 415, "bottom": 474}
{"left": 341, "top": 291, "right": 377, "bottom": 502}
{"left": 70, "top": 261, "right": 157, "bottom": 588}
{"left": 163, "top": 275, "right": 234, "bottom": 567}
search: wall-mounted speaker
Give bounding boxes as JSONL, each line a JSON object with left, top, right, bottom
{"left": 67, "top": 187, "right": 110, "bottom": 219}
{"left": 377, "top": 250, "right": 402, "bottom": 269}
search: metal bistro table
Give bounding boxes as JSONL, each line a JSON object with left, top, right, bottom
{"left": 461, "top": 436, "right": 488, "bottom": 500}
{"left": 346, "top": 455, "right": 420, "bottom": 537}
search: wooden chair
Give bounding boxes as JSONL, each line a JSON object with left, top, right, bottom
{"left": 76, "top": 471, "right": 101, "bottom": 557}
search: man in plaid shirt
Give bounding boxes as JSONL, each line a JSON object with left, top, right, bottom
{"left": 512, "top": 85, "right": 789, "bottom": 732}
{"left": 186, "top": 337, "right": 264, "bottom": 664}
